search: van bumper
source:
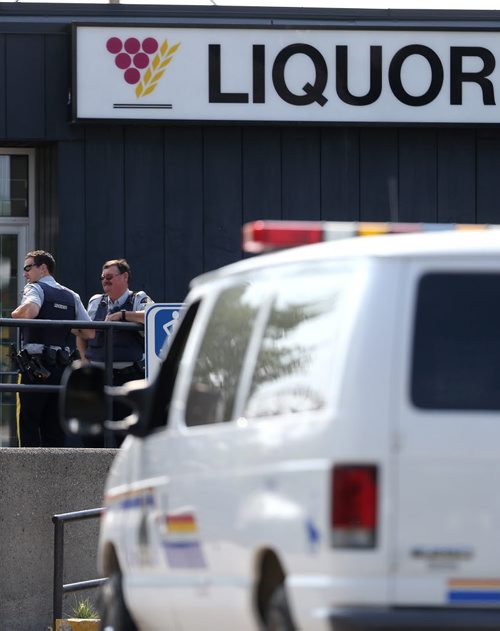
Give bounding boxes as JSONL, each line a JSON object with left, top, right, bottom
{"left": 329, "top": 607, "right": 500, "bottom": 630}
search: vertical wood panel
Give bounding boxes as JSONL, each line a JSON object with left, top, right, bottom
{"left": 242, "top": 127, "right": 282, "bottom": 223}
{"left": 282, "top": 128, "right": 321, "bottom": 220}
{"left": 359, "top": 128, "right": 398, "bottom": 221}
{"left": 123, "top": 126, "right": 164, "bottom": 300}
{"left": 35, "top": 145, "right": 58, "bottom": 255}
{"left": 84, "top": 126, "right": 125, "bottom": 296}
{"left": 398, "top": 129, "right": 437, "bottom": 222}
{"left": 203, "top": 126, "right": 242, "bottom": 272}
{"left": 45, "top": 34, "right": 80, "bottom": 141}
{"left": 57, "top": 141, "right": 86, "bottom": 300}
{"left": 164, "top": 126, "right": 204, "bottom": 302}
{"left": 6, "top": 35, "right": 44, "bottom": 139}
{"left": 321, "top": 127, "right": 359, "bottom": 220}
{"left": 0, "top": 36, "right": 6, "bottom": 138}
{"left": 477, "top": 130, "right": 500, "bottom": 224}
{"left": 437, "top": 130, "right": 476, "bottom": 223}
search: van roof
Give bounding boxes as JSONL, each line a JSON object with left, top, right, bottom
{"left": 191, "top": 226, "right": 500, "bottom": 287}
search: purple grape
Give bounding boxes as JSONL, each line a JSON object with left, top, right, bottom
{"left": 142, "top": 38, "right": 158, "bottom": 55}
{"left": 133, "top": 53, "right": 149, "bottom": 69}
{"left": 124, "top": 68, "right": 140, "bottom": 85}
{"left": 106, "top": 37, "right": 122, "bottom": 54}
{"left": 115, "top": 53, "right": 131, "bottom": 70}
{"left": 124, "top": 38, "right": 140, "bottom": 55}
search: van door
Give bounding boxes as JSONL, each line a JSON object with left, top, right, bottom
{"left": 393, "top": 259, "right": 500, "bottom": 606}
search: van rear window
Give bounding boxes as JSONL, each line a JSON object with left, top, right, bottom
{"left": 412, "top": 272, "right": 500, "bottom": 410}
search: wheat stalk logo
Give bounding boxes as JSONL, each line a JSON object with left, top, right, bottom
{"left": 135, "top": 39, "right": 180, "bottom": 98}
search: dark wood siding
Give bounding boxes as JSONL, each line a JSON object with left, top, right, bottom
{"left": 5, "top": 34, "right": 45, "bottom": 140}
{"left": 321, "top": 128, "right": 359, "bottom": 221}
{"left": 477, "top": 129, "right": 500, "bottom": 224}
{"left": 164, "top": 126, "right": 204, "bottom": 302}
{"left": 56, "top": 124, "right": 500, "bottom": 304}
{"left": 438, "top": 130, "right": 476, "bottom": 224}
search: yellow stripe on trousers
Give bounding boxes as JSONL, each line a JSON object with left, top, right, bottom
{"left": 16, "top": 372, "right": 21, "bottom": 447}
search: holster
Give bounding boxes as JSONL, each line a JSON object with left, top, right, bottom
{"left": 18, "top": 352, "right": 51, "bottom": 382}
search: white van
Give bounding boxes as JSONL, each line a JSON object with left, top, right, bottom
{"left": 62, "top": 222, "right": 500, "bottom": 631}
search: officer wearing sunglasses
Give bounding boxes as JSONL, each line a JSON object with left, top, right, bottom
{"left": 76, "top": 258, "right": 153, "bottom": 447}
{"left": 11, "top": 250, "right": 94, "bottom": 447}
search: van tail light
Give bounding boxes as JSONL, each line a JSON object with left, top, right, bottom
{"left": 331, "top": 465, "right": 378, "bottom": 549}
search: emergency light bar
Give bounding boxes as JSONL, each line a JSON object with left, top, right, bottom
{"left": 242, "top": 220, "right": 493, "bottom": 254}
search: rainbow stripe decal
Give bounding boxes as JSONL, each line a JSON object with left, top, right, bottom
{"left": 448, "top": 579, "right": 500, "bottom": 603}
{"left": 163, "top": 512, "right": 206, "bottom": 569}
{"left": 166, "top": 513, "right": 198, "bottom": 534}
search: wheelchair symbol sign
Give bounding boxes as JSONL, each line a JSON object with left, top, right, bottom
{"left": 145, "top": 303, "right": 184, "bottom": 379}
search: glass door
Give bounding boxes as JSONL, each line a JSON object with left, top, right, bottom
{"left": 0, "top": 226, "right": 29, "bottom": 445}
{"left": 0, "top": 149, "right": 34, "bottom": 446}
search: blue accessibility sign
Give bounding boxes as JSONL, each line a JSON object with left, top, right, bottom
{"left": 154, "top": 307, "right": 182, "bottom": 356}
{"left": 145, "top": 303, "right": 184, "bottom": 379}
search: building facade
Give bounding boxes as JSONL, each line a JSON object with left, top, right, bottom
{"left": 1, "top": 2, "right": 500, "bottom": 443}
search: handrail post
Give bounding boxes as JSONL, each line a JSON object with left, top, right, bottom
{"left": 52, "top": 516, "right": 65, "bottom": 628}
{"left": 52, "top": 508, "right": 105, "bottom": 627}
{"left": 104, "top": 327, "right": 114, "bottom": 448}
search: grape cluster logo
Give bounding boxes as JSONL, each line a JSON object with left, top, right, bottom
{"left": 106, "top": 36, "right": 180, "bottom": 98}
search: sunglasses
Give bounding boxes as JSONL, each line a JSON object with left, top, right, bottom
{"left": 100, "top": 272, "right": 123, "bottom": 281}
{"left": 23, "top": 264, "right": 38, "bottom": 272}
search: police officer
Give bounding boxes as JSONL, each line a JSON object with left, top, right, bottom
{"left": 76, "top": 258, "right": 153, "bottom": 446}
{"left": 11, "top": 250, "right": 93, "bottom": 447}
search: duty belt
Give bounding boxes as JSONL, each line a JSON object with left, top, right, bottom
{"left": 23, "top": 343, "right": 68, "bottom": 355}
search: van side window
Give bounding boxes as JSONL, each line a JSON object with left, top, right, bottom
{"left": 243, "top": 271, "right": 349, "bottom": 418}
{"left": 412, "top": 272, "right": 500, "bottom": 410}
{"left": 185, "top": 284, "right": 260, "bottom": 426}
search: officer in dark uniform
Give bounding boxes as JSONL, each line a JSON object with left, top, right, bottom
{"left": 76, "top": 258, "right": 153, "bottom": 446}
{"left": 11, "top": 250, "right": 93, "bottom": 447}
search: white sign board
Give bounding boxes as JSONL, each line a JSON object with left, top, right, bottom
{"left": 145, "top": 303, "right": 184, "bottom": 381}
{"left": 75, "top": 25, "right": 500, "bottom": 124}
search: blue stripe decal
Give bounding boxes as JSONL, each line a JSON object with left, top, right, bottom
{"left": 162, "top": 540, "right": 206, "bottom": 569}
{"left": 449, "top": 591, "right": 500, "bottom": 603}
{"left": 118, "top": 495, "right": 155, "bottom": 510}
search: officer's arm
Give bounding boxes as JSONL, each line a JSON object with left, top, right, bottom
{"left": 11, "top": 302, "right": 40, "bottom": 319}
{"left": 105, "top": 310, "right": 145, "bottom": 324}
{"left": 72, "top": 297, "right": 95, "bottom": 340}
{"left": 71, "top": 327, "right": 95, "bottom": 340}
{"left": 75, "top": 336, "right": 89, "bottom": 363}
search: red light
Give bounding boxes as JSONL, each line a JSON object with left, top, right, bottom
{"left": 243, "top": 220, "right": 324, "bottom": 253}
{"left": 331, "top": 465, "right": 377, "bottom": 548}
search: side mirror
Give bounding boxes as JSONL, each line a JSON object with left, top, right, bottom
{"left": 60, "top": 362, "right": 107, "bottom": 437}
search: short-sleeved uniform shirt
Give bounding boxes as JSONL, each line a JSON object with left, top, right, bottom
{"left": 87, "top": 289, "right": 153, "bottom": 367}
{"left": 20, "top": 275, "right": 91, "bottom": 353}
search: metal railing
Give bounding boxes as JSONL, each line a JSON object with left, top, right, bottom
{"left": 0, "top": 317, "right": 142, "bottom": 445}
{"left": 52, "top": 507, "right": 106, "bottom": 628}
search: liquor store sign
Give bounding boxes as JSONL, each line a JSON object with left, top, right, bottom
{"left": 74, "top": 25, "right": 500, "bottom": 124}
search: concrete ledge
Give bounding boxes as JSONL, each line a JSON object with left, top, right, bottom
{"left": 56, "top": 619, "right": 99, "bottom": 631}
{"left": 0, "top": 448, "right": 117, "bottom": 631}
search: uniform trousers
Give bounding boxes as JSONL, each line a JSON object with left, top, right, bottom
{"left": 17, "top": 363, "right": 66, "bottom": 447}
